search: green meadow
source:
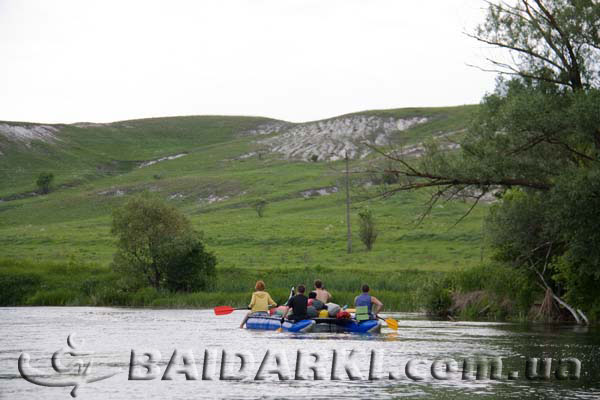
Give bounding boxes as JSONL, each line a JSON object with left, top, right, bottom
{"left": 0, "top": 105, "right": 490, "bottom": 310}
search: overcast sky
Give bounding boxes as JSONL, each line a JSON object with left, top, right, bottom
{"left": 0, "top": 0, "right": 496, "bottom": 124}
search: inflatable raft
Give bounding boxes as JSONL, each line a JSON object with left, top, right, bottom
{"left": 245, "top": 316, "right": 381, "bottom": 334}
{"left": 245, "top": 316, "right": 316, "bottom": 333}
{"left": 312, "top": 318, "right": 382, "bottom": 334}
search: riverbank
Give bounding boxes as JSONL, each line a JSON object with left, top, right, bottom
{"left": 0, "top": 258, "right": 440, "bottom": 310}
{"left": 0, "top": 258, "right": 548, "bottom": 322}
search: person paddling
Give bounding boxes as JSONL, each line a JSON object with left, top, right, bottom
{"left": 314, "top": 279, "right": 332, "bottom": 304}
{"left": 354, "top": 284, "right": 383, "bottom": 320}
{"left": 283, "top": 285, "right": 309, "bottom": 322}
{"left": 240, "top": 280, "right": 277, "bottom": 328}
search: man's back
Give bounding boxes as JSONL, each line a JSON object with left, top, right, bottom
{"left": 287, "top": 294, "right": 308, "bottom": 317}
{"left": 315, "top": 288, "right": 331, "bottom": 303}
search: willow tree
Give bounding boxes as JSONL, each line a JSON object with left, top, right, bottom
{"left": 377, "top": 0, "right": 600, "bottom": 322}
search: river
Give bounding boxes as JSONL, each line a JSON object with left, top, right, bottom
{"left": 1, "top": 307, "right": 599, "bottom": 399}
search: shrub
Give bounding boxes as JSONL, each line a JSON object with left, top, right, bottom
{"left": 253, "top": 198, "right": 267, "bottom": 217}
{"left": 358, "top": 207, "right": 378, "bottom": 251}
{"left": 424, "top": 278, "right": 453, "bottom": 316}
{"left": 164, "top": 239, "right": 217, "bottom": 292}
{"left": 36, "top": 172, "right": 54, "bottom": 194}
{"left": 0, "top": 272, "right": 42, "bottom": 305}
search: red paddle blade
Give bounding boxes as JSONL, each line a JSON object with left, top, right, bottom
{"left": 214, "top": 306, "right": 235, "bottom": 315}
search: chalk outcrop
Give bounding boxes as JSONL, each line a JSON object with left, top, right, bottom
{"left": 257, "top": 115, "right": 428, "bottom": 161}
{"left": 0, "top": 123, "right": 60, "bottom": 145}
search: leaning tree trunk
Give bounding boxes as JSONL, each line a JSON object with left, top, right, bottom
{"left": 534, "top": 269, "right": 588, "bottom": 325}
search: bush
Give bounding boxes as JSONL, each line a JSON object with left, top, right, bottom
{"left": 36, "top": 172, "right": 54, "bottom": 194}
{"left": 253, "top": 198, "right": 267, "bottom": 217}
{"left": 111, "top": 193, "right": 217, "bottom": 291}
{"left": 425, "top": 279, "right": 453, "bottom": 316}
{"left": 164, "top": 239, "right": 217, "bottom": 292}
{"left": 131, "top": 287, "right": 161, "bottom": 306}
{"left": 93, "top": 286, "right": 130, "bottom": 305}
{"left": 358, "top": 207, "right": 378, "bottom": 251}
{"left": 424, "top": 263, "right": 538, "bottom": 320}
{"left": 0, "top": 272, "right": 42, "bottom": 305}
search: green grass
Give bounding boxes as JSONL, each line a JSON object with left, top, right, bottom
{"left": 0, "top": 258, "right": 444, "bottom": 311}
{"left": 0, "top": 105, "right": 491, "bottom": 310}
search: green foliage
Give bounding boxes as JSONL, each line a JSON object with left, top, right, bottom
{"left": 164, "top": 239, "right": 217, "bottom": 292}
{"left": 358, "top": 207, "right": 378, "bottom": 251}
{"left": 486, "top": 189, "right": 549, "bottom": 268}
{"left": 253, "top": 198, "right": 267, "bottom": 217}
{"left": 0, "top": 258, "right": 446, "bottom": 311}
{"left": 425, "top": 279, "right": 453, "bottom": 317}
{"left": 111, "top": 193, "right": 216, "bottom": 291}
{"left": 465, "top": 1, "right": 600, "bottom": 319}
{"left": 36, "top": 172, "right": 54, "bottom": 194}
{"left": 0, "top": 271, "right": 41, "bottom": 305}
{"left": 485, "top": 166, "right": 600, "bottom": 318}
{"left": 548, "top": 168, "right": 600, "bottom": 317}
{"left": 424, "top": 263, "right": 538, "bottom": 321}
{"left": 382, "top": 170, "right": 399, "bottom": 185}
{"left": 387, "top": 77, "right": 600, "bottom": 319}
{"left": 475, "top": 0, "right": 599, "bottom": 90}
{"left": 26, "top": 288, "right": 82, "bottom": 306}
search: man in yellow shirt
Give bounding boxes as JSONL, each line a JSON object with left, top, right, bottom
{"left": 240, "top": 280, "right": 277, "bottom": 328}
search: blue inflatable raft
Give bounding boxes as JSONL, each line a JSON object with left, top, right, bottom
{"left": 312, "top": 318, "right": 382, "bottom": 334}
{"left": 245, "top": 316, "right": 316, "bottom": 333}
{"left": 245, "top": 316, "right": 381, "bottom": 334}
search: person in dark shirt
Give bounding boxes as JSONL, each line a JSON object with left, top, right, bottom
{"left": 283, "top": 285, "right": 308, "bottom": 321}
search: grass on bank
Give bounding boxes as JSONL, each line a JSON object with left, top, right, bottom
{"left": 0, "top": 258, "right": 447, "bottom": 311}
{"left": 0, "top": 258, "right": 540, "bottom": 323}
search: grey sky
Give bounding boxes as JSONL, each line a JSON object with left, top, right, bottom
{"left": 0, "top": 0, "right": 496, "bottom": 124}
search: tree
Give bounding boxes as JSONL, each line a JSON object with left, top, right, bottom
{"left": 253, "top": 198, "right": 267, "bottom": 217}
{"left": 372, "top": 0, "right": 600, "bottom": 321}
{"left": 344, "top": 151, "right": 352, "bottom": 253}
{"left": 36, "top": 172, "right": 54, "bottom": 194}
{"left": 469, "top": 0, "right": 600, "bottom": 91}
{"left": 358, "top": 207, "right": 378, "bottom": 251}
{"left": 111, "top": 194, "right": 216, "bottom": 291}
{"left": 164, "top": 237, "right": 216, "bottom": 292}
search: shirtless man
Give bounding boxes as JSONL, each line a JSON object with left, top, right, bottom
{"left": 314, "top": 279, "right": 332, "bottom": 304}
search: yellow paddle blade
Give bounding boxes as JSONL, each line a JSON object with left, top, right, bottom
{"left": 385, "top": 317, "right": 398, "bottom": 330}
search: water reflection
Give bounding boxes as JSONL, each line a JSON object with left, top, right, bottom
{"left": 0, "top": 308, "right": 598, "bottom": 399}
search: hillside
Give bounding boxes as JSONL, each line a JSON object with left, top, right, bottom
{"left": 0, "top": 105, "right": 486, "bottom": 305}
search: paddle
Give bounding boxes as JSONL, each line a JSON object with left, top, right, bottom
{"left": 377, "top": 315, "right": 399, "bottom": 330}
{"left": 214, "top": 305, "right": 247, "bottom": 316}
{"left": 276, "top": 287, "right": 295, "bottom": 333}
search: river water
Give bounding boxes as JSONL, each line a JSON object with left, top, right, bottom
{"left": 1, "top": 307, "right": 599, "bottom": 399}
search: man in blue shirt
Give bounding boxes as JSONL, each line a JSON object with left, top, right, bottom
{"left": 354, "top": 284, "right": 383, "bottom": 319}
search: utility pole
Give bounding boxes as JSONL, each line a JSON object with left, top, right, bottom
{"left": 345, "top": 150, "right": 352, "bottom": 254}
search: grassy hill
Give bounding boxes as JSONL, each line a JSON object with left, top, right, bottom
{"left": 0, "top": 105, "right": 489, "bottom": 309}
